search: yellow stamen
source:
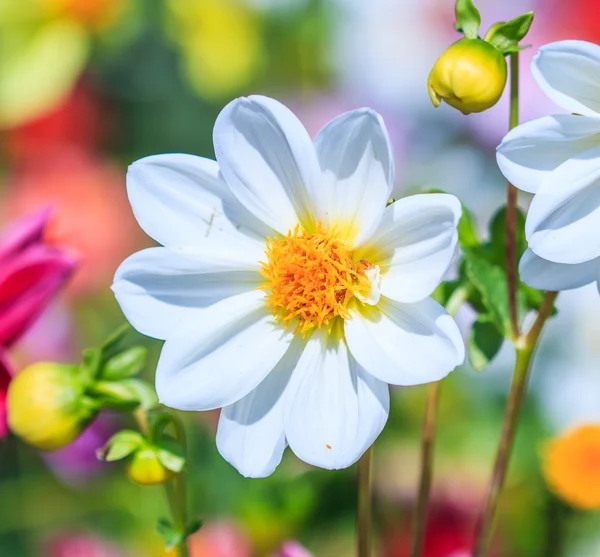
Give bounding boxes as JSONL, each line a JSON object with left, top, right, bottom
{"left": 259, "top": 224, "right": 370, "bottom": 335}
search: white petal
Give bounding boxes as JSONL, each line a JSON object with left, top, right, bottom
{"left": 526, "top": 144, "right": 600, "bottom": 264}
{"left": 497, "top": 115, "right": 600, "bottom": 194}
{"left": 216, "top": 336, "right": 306, "bottom": 478}
{"left": 112, "top": 247, "right": 262, "bottom": 340}
{"left": 284, "top": 330, "right": 389, "bottom": 470}
{"left": 127, "top": 154, "right": 271, "bottom": 247}
{"left": 313, "top": 109, "right": 394, "bottom": 246}
{"left": 532, "top": 41, "right": 600, "bottom": 117}
{"left": 519, "top": 248, "right": 598, "bottom": 291}
{"left": 213, "top": 95, "right": 321, "bottom": 235}
{"left": 156, "top": 290, "right": 293, "bottom": 411}
{"left": 356, "top": 194, "right": 461, "bottom": 303}
{"left": 345, "top": 297, "right": 464, "bottom": 386}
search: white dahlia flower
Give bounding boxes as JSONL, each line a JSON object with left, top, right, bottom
{"left": 497, "top": 40, "right": 600, "bottom": 292}
{"left": 112, "top": 95, "right": 464, "bottom": 477}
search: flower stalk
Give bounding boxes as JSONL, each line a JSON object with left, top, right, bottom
{"left": 357, "top": 446, "right": 373, "bottom": 557}
{"left": 473, "top": 291, "right": 558, "bottom": 556}
{"left": 409, "top": 381, "right": 441, "bottom": 557}
{"left": 506, "top": 52, "right": 520, "bottom": 342}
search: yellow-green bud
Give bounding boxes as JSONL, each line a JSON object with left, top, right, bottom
{"left": 427, "top": 38, "right": 507, "bottom": 115}
{"left": 127, "top": 447, "right": 175, "bottom": 486}
{"left": 7, "top": 363, "right": 96, "bottom": 451}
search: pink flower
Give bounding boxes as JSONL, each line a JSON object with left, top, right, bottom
{"left": 0, "top": 209, "right": 76, "bottom": 438}
{"left": 273, "top": 541, "right": 314, "bottom": 557}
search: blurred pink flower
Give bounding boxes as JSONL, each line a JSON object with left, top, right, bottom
{"left": 44, "top": 533, "right": 128, "bottom": 557}
{"left": 187, "top": 522, "right": 252, "bottom": 557}
{"left": 0, "top": 209, "right": 76, "bottom": 348}
{"left": 43, "top": 414, "right": 116, "bottom": 485}
{"left": 0, "top": 353, "right": 10, "bottom": 439}
{"left": 273, "top": 541, "right": 314, "bottom": 557}
{"left": 3, "top": 149, "right": 143, "bottom": 295}
{"left": 0, "top": 209, "right": 75, "bottom": 438}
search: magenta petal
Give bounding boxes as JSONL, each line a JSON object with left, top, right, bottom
{"left": 0, "top": 207, "right": 53, "bottom": 263}
{"left": 0, "top": 350, "right": 11, "bottom": 440}
{"left": 0, "top": 244, "right": 76, "bottom": 347}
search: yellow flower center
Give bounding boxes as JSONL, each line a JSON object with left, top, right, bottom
{"left": 259, "top": 225, "right": 371, "bottom": 335}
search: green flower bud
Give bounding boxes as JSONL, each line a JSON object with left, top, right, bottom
{"left": 427, "top": 37, "right": 507, "bottom": 115}
{"left": 7, "top": 363, "right": 97, "bottom": 451}
{"left": 127, "top": 447, "right": 175, "bottom": 486}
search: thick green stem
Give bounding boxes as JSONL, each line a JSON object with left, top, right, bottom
{"left": 506, "top": 52, "right": 520, "bottom": 341}
{"left": 409, "top": 381, "right": 441, "bottom": 557}
{"left": 472, "top": 291, "right": 558, "bottom": 557}
{"left": 357, "top": 446, "right": 373, "bottom": 557}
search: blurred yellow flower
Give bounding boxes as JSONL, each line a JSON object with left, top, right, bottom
{"left": 0, "top": 0, "right": 128, "bottom": 128}
{"left": 166, "top": 0, "right": 264, "bottom": 100}
{"left": 542, "top": 424, "right": 600, "bottom": 509}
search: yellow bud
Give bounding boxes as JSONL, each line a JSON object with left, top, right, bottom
{"left": 127, "top": 448, "right": 175, "bottom": 486}
{"left": 7, "top": 363, "right": 96, "bottom": 451}
{"left": 427, "top": 38, "right": 507, "bottom": 115}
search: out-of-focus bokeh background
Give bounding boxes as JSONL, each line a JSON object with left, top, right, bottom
{"left": 1, "top": 0, "right": 600, "bottom": 555}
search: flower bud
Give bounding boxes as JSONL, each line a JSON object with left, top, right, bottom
{"left": 427, "top": 38, "right": 507, "bottom": 115}
{"left": 7, "top": 363, "right": 96, "bottom": 451}
{"left": 127, "top": 447, "right": 175, "bottom": 486}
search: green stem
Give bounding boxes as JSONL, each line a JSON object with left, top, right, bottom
{"left": 472, "top": 291, "right": 558, "bottom": 557}
{"left": 409, "top": 381, "right": 441, "bottom": 557}
{"left": 357, "top": 446, "right": 373, "bottom": 557}
{"left": 165, "top": 413, "right": 189, "bottom": 557}
{"left": 506, "top": 52, "right": 520, "bottom": 341}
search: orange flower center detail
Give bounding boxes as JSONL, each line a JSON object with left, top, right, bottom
{"left": 259, "top": 225, "right": 370, "bottom": 335}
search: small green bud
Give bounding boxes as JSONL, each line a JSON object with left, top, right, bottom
{"left": 7, "top": 363, "right": 97, "bottom": 451}
{"left": 127, "top": 447, "right": 175, "bottom": 486}
{"left": 428, "top": 38, "right": 507, "bottom": 115}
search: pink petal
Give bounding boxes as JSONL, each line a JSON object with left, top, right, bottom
{"left": 0, "top": 207, "right": 52, "bottom": 263}
{"left": 0, "top": 244, "right": 76, "bottom": 347}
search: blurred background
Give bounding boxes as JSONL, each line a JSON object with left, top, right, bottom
{"left": 1, "top": 0, "right": 600, "bottom": 555}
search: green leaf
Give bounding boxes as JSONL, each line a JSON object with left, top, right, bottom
{"left": 155, "top": 437, "right": 186, "bottom": 473}
{"left": 101, "top": 346, "right": 147, "bottom": 380}
{"left": 458, "top": 205, "right": 479, "bottom": 249}
{"left": 455, "top": 0, "right": 481, "bottom": 39}
{"left": 468, "top": 317, "right": 505, "bottom": 371}
{"left": 97, "top": 430, "right": 145, "bottom": 462}
{"left": 86, "top": 378, "right": 158, "bottom": 411}
{"left": 489, "top": 206, "right": 527, "bottom": 264}
{"left": 185, "top": 519, "right": 203, "bottom": 537}
{"left": 464, "top": 251, "right": 511, "bottom": 335}
{"left": 156, "top": 518, "right": 184, "bottom": 550}
{"left": 121, "top": 379, "right": 159, "bottom": 410}
{"left": 487, "top": 12, "right": 534, "bottom": 55}
{"left": 81, "top": 348, "right": 102, "bottom": 381}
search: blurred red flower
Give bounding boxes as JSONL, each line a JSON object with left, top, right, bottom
{"left": 3, "top": 149, "right": 143, "bottom": 295}
{"left": 2, "top": 81, "right": 108, "bottom": 163}
{"left": 0, "top": 209, "right": 76, "bottom": 438}
{"left": 44, "top": 533, "right": 128, "bottom": 557}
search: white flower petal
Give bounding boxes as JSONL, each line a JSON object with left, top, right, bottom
{"left": 216, "top": 336, "right": 306, "bottom": 478}
{"left": 127, "top": 154, "right": 271, "bottom": 247}
{"left": 213, "top": 95, "right": 321, "bottom": 234}
{"left": 532, "top": 41, "right": 600, "bottom": 117}
{"left": 345, "top": 297, "right": 464, "bottom": 386}
{"left": 156, "top": 290, "right": 293, "bottom": 411}
{"left": 526, "top": 144, "right": 600, "bottom": 264}
{"left": 284, "top": 330, "right": 389, "bottom": 470}
{"left": 112, "top": 247, "right": 262, "bottom": 340}
{"left": 497, "top": 115, "right": 600, "bottom": 194}
{"left": 356, "top": 194, "right": 461, "bottom": 303}
{"left": 519, "top": 248, "right": 598, "bottom": 291}
{"left": 313, "top": 109, "right": 394, "bottom": 246}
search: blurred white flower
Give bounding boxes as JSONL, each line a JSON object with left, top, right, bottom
{"left": 497, "top": 40, "right": 600, "bottom": 292}
{"left": 112, "top": 95, "right": 464, "bottom": 477}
